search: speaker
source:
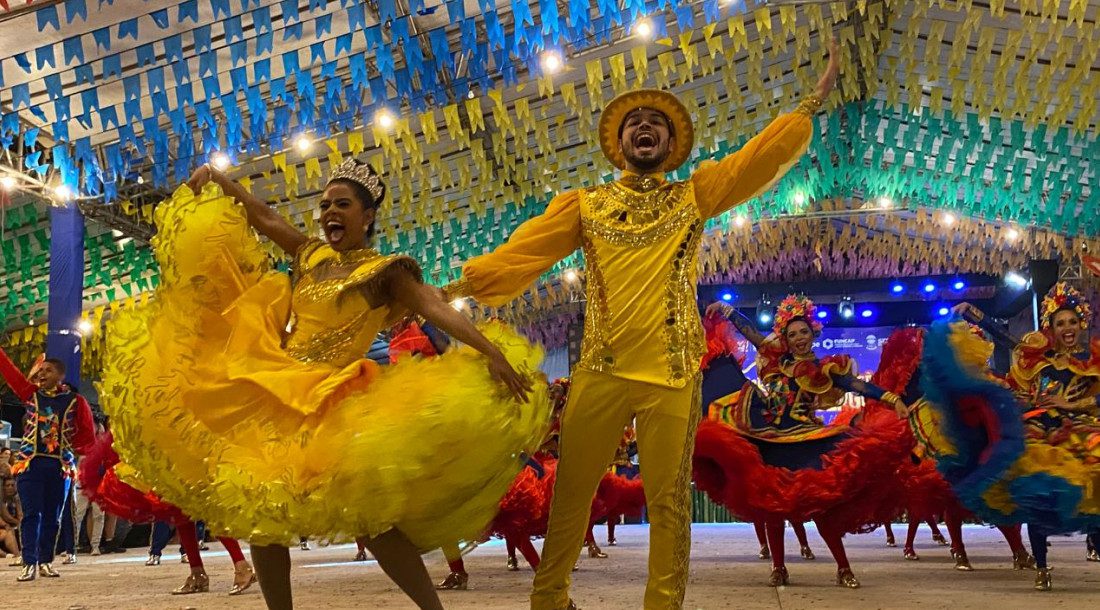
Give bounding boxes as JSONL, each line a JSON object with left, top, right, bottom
{"left": 1028, "top": 259, "right": 1059, "bottom": 297}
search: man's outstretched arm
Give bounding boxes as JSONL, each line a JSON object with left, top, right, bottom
{"left": 446, "top": 190, "right": 582, "bottom": 307}
{"left": 693, "top": 40, "right": 840, "bottom": 219}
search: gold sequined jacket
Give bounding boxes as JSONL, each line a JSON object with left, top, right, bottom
{"left": 450, "top": 111, "right": 813, "bottom": 388}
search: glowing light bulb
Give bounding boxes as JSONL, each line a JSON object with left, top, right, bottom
{"left": 54, "top": 185, "right": 73, "bottom": 200}
{"left": 210, "top": 152, "right": 231, "bottom": 170}
{"left": 942, "top": 212, "right": 956, "bottom": 226}
{"left": 1006, "top": 228, "right": 1019, "bottom": 241}
{"left": 733, "top": 215, "right": 747, "bottom": 228}
{"left": 451, "top": 298, "right": 466, "bottom": 310}
{"left": 295, "top": 134, "right": 312, "bottom": 153}
{"left": 376, "top": 109, "right": 396, "bottom": 129}
{"left": 634, "top": 19, "right": 653, "bottom": 39}
{"left": 541, "top": 51, "right": 563, "bottom": 74}
{"left": 878, "top": 196, "right": 892, "bottom": 208}
{"left": 563, "top": 269, "right": 578, "bottom": 283}
{"left": 0, "top": 175, "right": 16, "bottom": 191}
{"left": 792, "top": 192, "right": 806, "bottom": 206}
{"left": 78, "top": 319, "right": 93, "bottom": 334}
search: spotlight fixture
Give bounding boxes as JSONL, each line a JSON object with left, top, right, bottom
{"left": 1004, "top": 271, "right": 1029, "bottom": 289}
{"left": 541, "top": 51, "right": 563, "bottom": 74}
{"left": 837, "top": 297, "right": 855, "bottom": 319}
{"left": 757, "top": 296, "right": 775, "bottom": 327}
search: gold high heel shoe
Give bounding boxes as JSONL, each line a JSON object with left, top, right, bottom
{"left": 172, "top": 571, "right": 210, "bottom": 595}
{"left": 587, "top": 543, "right": 608, "bottom": 559}
{"left": 38, "top": 563, "right": 60, "bottom": 578}
{"left": 757, "top": 545, "right": 770, "bottom": 561}
{"left": 435, "top": 571, "right": 468, "bottom": 590}
{"left": 767, "top": 566, "right": 789, "bottom": 587}
{"left": 1013, "top": 551, "right": 1036, "bottom": 570}
{"left": 903, "top": 548, "right": 919, "bottom": 561}
{"left": 229, "top": 562, "right": 257, "bottom": 596}
{"left": 1034, "top": 567, "right": 1052, "bottom": 591}
{"left": 932, "top": 533, "right": 949, "bottom": 546}
{"left": 800, "top": 545, "right": 815, "bottom": 560}
{"left": 836, "top": 568, "right": 860, "bottom": 589}
{"left": 145, "top": 554, "right": 161, "bottom": 566}
{"left": 506, "top": 556, "right": 520, "bottom": 571}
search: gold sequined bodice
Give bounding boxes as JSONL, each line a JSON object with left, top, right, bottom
{"left": 284, "top": 239, "right": 421, "bottom": 366}
{"left": 578, "top": 176, "right": 705, "bottom": 388}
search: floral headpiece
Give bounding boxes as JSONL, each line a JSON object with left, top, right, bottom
{"left": 773, "top": 294, "right": 823, "bottom": 336}
{"left": 1040, "top": 282, "right": 1091, "bottom": 329}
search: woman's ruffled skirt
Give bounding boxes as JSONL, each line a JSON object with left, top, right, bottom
{"left": 693, "top": 412, "right": 910, "bottom": 531}
{"left": 98, "top": 185, "right": 553, "bottom": 548}
{"left": 920, "top": 317, "right": 1100, "bottom": 533}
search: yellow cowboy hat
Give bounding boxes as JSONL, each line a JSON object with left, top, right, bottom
{"left": 598, "top": 89, "right": 694, "bottom": 174}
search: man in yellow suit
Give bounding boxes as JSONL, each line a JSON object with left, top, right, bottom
{"left": 447, "top": 43, "right": 840, "bottom": 610}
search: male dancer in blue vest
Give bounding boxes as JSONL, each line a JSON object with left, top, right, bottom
{"left": 0, "top": 349, "right": 95, "bottom": 581}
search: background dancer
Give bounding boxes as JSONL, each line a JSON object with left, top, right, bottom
{"left": 694, "top": 297, "right": 910, "bottom": 588}
{"left": 922, "top": 282, "right": 1099, "bottom": 590}
{"left": 78, "top": 431, "right": 257, "bottom": 596}
{"left": 0, "top": 350, "right": 95, "bottom": 582}
{"left": 871, "top": 327, "right": 1032, "bottom": 570}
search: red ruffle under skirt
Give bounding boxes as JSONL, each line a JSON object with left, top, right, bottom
{"left": 692, "top": 410, "right": 911, "bottom": 533}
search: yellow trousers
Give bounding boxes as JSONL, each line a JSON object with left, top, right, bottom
{"left": 531, "top": 370, "right": 701, "bottom": 610}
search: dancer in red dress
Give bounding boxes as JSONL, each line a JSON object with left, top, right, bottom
{"left": 77, "top": 429, "right": 256, "bottom": 595}
{"left": 694, "top": 297, "right": 911, "bottom": 588}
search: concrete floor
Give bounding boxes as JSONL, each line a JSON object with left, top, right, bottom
{"left": 4, "top": 523, "right": 1097, "bottom": 609}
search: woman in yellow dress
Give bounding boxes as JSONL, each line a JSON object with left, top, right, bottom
{"left": 98, "top": 159, "right": 551, "bottom": 609}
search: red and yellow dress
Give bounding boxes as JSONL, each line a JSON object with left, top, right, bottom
{"left": 693, "top": 328, "right": 909, "bottom": 531}
{"left": 98, "top": 185, "right": 552, "bottom": 547}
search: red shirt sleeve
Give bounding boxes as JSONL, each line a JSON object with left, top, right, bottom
{"left": 0, "top": 347, "right": 35, "bottom": 403}
{"left": 69, "top": 395, "right": 97, "bottom": 455}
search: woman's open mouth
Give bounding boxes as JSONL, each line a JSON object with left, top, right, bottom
{"left": 324, "top": 220, "right": 346, "bottom": 244}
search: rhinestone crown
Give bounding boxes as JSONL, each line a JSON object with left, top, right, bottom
{"left": 328, "top": 159, "right": 385, "bottom": 204}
